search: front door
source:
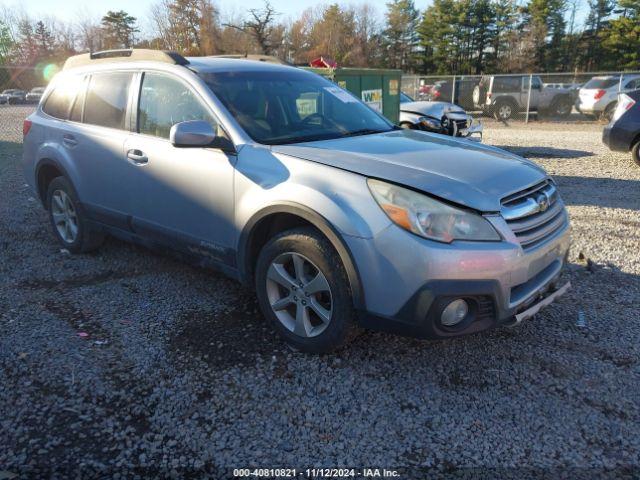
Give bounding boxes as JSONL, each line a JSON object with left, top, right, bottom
{"left": 123, "top": 71, "right": 236, "bottom": 265}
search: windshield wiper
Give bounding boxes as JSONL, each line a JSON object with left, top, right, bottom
{"left": 339, "top": 128, "right": 390, "bottom": 138}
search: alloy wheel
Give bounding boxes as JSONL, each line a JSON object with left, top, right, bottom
{"left": 51, "top": 189, "right": 78, "bottom": 243}
{"left": 498, "top": 104, "right": 512, "bottom": 119}
{"left": 265, "top": 252, "right": 333, "bottom": 338}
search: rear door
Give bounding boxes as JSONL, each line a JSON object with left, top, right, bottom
{"left": 64, "top": 70, "right": 136, "bottom": 229}
{"left": 123, "top": 71, "right": 237, "bottom": 264}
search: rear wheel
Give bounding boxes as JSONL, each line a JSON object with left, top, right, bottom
{"left": 255, "top": 227, "right": 358, "bottom": 353}
{"left": 632, "top": 141, "right": 640, "bottom": 167}
{"left": 602, "top": 102, "right": 617, "bottom": 122}
{"left": 493, "top": 100, "right": 515, "bottom": 121}
{"left": 46, "top": 176, "right": 104, "bottom": 253}
{"left": 551, "top": 97, "right": 573, "bottom": 118}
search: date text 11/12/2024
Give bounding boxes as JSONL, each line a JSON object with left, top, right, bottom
{"left": 233, "top": 468, "right": 400, "bottom": 478}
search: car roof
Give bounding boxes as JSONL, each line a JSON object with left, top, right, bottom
{"left": 185, "top": 57, "right": 301, "bottom": 75}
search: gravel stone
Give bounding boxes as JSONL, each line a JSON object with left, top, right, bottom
{"left": 0, "top": 110, "right": 638, "bottom": 476}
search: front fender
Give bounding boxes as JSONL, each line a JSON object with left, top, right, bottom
{"left": 233, "top": 146, "right": 391, "bottom": 240}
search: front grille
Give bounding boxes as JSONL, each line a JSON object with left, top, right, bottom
{"left": 501, "top": 179, "right": 568, "bottom": 251}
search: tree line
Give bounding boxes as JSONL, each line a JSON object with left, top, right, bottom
{"left": 0, "top": 0, "right": 638, "bottom": 74}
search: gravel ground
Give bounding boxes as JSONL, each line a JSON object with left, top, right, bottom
{"left": 1, "top": 108, "right": 639, "bottom": 478}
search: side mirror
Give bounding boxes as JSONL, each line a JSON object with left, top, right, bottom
{"left": 170, "top": 120, "right": 216, "bottom": 147}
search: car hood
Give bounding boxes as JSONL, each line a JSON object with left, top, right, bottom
{"left": 401, "top": 101, "right": 466, "bottom": 117}
{"left": 272, "top": 129, "right": 546, "bottom": 212}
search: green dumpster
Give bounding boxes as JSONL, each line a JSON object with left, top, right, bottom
{"left": 304, "top": 67, "right": 403, "bottom": 124}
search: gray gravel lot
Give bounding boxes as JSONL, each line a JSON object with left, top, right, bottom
{"left": 1, "top": 107, "right": 639, "bottom": 478}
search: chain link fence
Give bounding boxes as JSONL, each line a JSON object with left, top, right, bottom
{"left": 3, "top": 66, "right": 640, "bottom": 145}
{"left": 0, "top": 66, "right": 44, "bottom": 143}
{"left": 402, "top": 71, "right": 640, "bottom": 124}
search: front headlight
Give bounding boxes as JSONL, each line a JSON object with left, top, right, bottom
{"left": 368, "top": 179, "right": 501, "bottom": 242}
{"left": 419, "top": 117, "right": 442, "bottom": 130}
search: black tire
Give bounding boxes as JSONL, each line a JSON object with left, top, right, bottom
{"left": 602, "top": 102, "right": 617, "bottom": 122}
{"left": 632, "top": 141, "right": 640, "bottom": 167}
{"left": 46, "top": 176, "right": 104, "bottom": 253}
{"left": 255, "top": 227, "right": 358, "bottom": 354}
{"left": 551, "top": 97, "right": 573, "bottom": 118}
{"left": 493, "top": 99, "right": 516, "bottom": 121}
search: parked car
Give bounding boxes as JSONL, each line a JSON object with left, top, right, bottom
{"left": 399, "top": 92, "right": 482, "bottom": 141}
{"left": 23, "top": 49, "right": 571, "bottom": 353}
{"left": 428, "top": 78, "right": 478, "bottom": 110}
{"left": 577, "top": 75, "right": 640, "bottom": 121}
{"left": 0, "top": 89, "right": 26, "bottom": 104}
{"left": 26, "top": 87, "right": 46, "bottom": 103}
{"left": 473, "top": 75, "right": 574, "bottom": 120}
{"left": 602, "top": 90, "right": 640, "bottom": 166}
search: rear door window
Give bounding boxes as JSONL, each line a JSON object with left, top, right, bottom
{"left": 84, "top": 72, "right": 133, "bottom": 130}
{"left": 42, "top": 75, "right": 85, "bottom": 119}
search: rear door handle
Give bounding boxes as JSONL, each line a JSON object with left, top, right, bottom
{"left": 62, "top": 134, "right": 77, "bottom": 148}
{"left": 126, "top": 149, "right": 148, "bottom": 165}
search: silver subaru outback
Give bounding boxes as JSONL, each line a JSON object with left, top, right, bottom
{"left": 22, "top": 49, "right": 571, "bottom": 353}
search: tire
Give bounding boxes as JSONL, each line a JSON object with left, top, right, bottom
{"left": 493, "top": 99, "right": 515, "bottom": 121}
{"left": 472, "top": 84, "right": 486, "bottom": 106}
{"left": 632, "top": 141, "right": 640, "bottom": 167}
{"left": 602, "top": 102, "right": 617, "bottom": 122}
{"left": 255, "top": 227, "right": 358, "bottom": 354}
{"left": 46, "top": 176, "right": 104, "bottom": 253}
{"left": 551, "top": 97, "right": 572, "bottom": 118}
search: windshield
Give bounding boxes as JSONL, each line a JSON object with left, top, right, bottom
{"left": 400, "top": 92, "right": 414, "bottom": 103}
{"left": 199, "top": 69, "right": 393, "bottom": 145}
{"left": 583, "top": 78, "right": 618, "bottom": 89}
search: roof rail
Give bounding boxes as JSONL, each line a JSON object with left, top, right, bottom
{"left": 63, "top": 49, "right": 189, "bottom": 70}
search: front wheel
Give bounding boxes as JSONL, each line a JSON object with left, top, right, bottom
{"left": 632, "top": 141, "right": 640, "bottom": 167}
{"left": 255, "top": 227, "right": 358, "bottom": 353}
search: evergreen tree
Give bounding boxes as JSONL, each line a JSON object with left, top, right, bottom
{"left": 383, "top": 0, "right": 420, "bottom": 71}
{"left": 101, "top": 10, "right": 139, "bottom": 49}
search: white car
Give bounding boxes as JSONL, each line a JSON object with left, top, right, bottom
{"left": 399, "top": 93, "right": 482, "bottom": 141}
{"left": 577, "top": 75, "right": 640, "bottom": 120}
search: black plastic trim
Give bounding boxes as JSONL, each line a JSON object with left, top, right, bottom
{"left": 237, "top": 203, "right": 365, "bottom": 310}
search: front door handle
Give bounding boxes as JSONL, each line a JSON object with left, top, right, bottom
{"left": 62, "top": 134, "right": 77, "bottom": 148}
{"left": 126, "top": 149, "right": 148, "bottom": 165}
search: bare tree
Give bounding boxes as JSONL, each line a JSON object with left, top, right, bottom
{"left": 224, "top": 1, "right": 279, "bottom": 55}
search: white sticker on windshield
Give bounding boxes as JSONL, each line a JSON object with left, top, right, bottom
{"left": 324, "top": 86, "right": 357, "bottom": 103}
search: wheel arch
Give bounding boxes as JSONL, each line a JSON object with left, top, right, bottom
{"left": 237, "top": 203, "right": 365, "bottom": 310}
{"left": 35, "top": 158, "right": 71, "bottom": 208}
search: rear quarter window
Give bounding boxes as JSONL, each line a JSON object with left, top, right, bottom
{"left": 84, "top": 72, "right": 133, "bottom": 130}
{"left": 492, "top": 77, "right": 522, "bottom": 92}
{"left": 583, "top": 78, "right": 618, "bottom": 89}
{"left": 42, "top": 75, "right": 85, "bottom": 119}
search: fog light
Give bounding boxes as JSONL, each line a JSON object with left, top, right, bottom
{"left": 441, "top": 299, "right": 469, "bottom": 326}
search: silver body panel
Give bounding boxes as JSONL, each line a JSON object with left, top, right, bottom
{"left": 22, "top": 57, "right": 571, "bottom": 334}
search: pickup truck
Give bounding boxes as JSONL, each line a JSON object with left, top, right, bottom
{"left": 473, "top": 75, "right": 574, "bottom": 120}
